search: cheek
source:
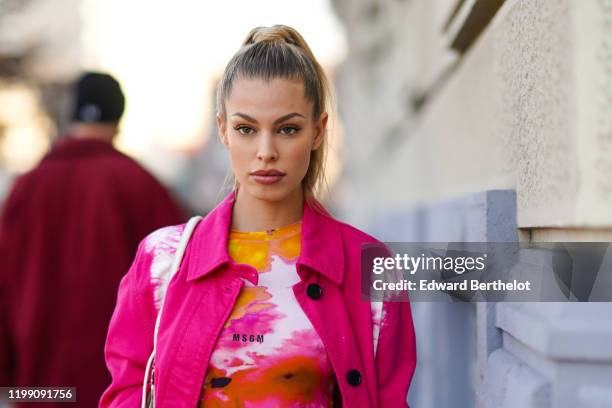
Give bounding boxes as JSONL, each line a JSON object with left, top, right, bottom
{"left": 285, "top": 139, "right": 313, "bottom": 174}
{"left": 228, "top": 139, "right": 253, "bottom": 171}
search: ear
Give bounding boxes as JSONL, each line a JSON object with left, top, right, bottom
{"left": 312, "top": 112, "right": 328, "bottom": 151}
{"left": 217, "top": 112, "right": 229, "bottom": 148}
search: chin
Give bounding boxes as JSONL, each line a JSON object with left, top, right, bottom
{"left": 244, "top": 183, "right": 299, "bottom": 204}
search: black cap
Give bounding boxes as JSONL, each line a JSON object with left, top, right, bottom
{"left": 71, "top": 72, "right": 125, "bottom": 123}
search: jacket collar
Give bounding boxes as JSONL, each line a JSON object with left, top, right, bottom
{"left": 188, "top": 190, "right": 344, "bottom": 285}
{"left": 45, "top": 136, "right": 118, "bottom": 161}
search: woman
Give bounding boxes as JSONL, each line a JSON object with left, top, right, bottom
{"left": 100, "top": 25, "right": 416, "bottom": 408}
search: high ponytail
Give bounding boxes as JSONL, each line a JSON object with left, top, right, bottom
{"left": 217, "top": 25, "right": 332, "bottom": 203}
{"left": 243, "top": 25, "right": 302, "bottom": 47}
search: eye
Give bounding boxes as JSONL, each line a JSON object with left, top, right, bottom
{"left": 279, "top": 126, "right": 300, "bottom": 135}
{"left": 235, "top": 125, "right": 255, "bottom": 135}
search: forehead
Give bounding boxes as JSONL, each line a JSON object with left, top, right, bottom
{"left": 226, "top": 77, "right": 311, "bottom": 119}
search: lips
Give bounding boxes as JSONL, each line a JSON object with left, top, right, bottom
{"left": 250, "top": 169, "right": 286, "bottom": 185}
{"left": 250, "top": 169, "right": 285, "bottom": 176}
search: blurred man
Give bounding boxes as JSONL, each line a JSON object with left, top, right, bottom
{"left": 0, "top": 72, "right": 186, "bottom": 406}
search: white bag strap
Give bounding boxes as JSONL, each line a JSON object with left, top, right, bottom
{"left": 141, "top": 215, "right": 202, "bottom": 408}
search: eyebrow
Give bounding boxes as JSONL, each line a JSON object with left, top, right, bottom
{"left": 231, "top": 112, "right": 305, "bottom": 125}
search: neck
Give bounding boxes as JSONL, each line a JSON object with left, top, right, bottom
{"left": 69, "top": 123, "right": 117, "bottom": 143}
{"left": 231, "top": 187, "right": 305, "bottom": 232}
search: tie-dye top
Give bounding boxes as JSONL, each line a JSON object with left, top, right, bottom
{"left": 199, "top": 220, "right": 336, "bottom": 407}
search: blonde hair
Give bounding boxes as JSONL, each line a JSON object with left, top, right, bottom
{"left": 216, "top": 25, "right": 332, "bottom": 204}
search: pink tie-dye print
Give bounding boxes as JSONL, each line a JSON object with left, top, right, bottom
{"left": 199, "top": 222, "right": 335, "bottom": 407}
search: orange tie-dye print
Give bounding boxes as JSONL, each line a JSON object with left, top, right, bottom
{"left": 199, "top": 221, "right": 335, "bottom": 407}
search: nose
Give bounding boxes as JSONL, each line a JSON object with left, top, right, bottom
{"left": 257, "top": 132, "right": 278, "bottom": 162}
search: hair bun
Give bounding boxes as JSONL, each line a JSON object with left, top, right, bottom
{"left": 243, "top": 25, "right": 301, "bottom": 46}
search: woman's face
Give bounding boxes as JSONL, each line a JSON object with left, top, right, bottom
{"left": 218, "top": 77, "right": 327, "bottom": 204}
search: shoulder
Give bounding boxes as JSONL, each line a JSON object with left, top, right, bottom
{"left": 7, "top": 163, "right": 45, "bottom": 190}
{"left": 103, "top": 152, "right": 164, "bottom": 185}
{"left": 139, "top": 223, "right": 187, "bottom": 282}
{"left": 141, "top": 223, "right": 187, "bottom": 255}
{"left": 129, "top": 223, "right": 187, "bottom": 308}
{"left": 0, "top": 164, "right": 54, "bottom": 213}
{"left": 130, "top": 223, "right": 187, "bottom": 274}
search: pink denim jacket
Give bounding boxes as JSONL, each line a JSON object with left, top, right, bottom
{"left": 99, "top": 191, "right": 416, "bottom": 407}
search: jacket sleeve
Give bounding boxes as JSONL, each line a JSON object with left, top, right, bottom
{"left": 99, "top": 240, "right": 156, "bottom": 407}
{"left": 374, "top": 300, "right": 417, "bottom": 408}
{"left": 0, "top": 279, "right": 15, "bottom": 388}
{"left": 130, "top": 171, "right": 187, "bottom": 248}
{"left": 0, "top": 179, "right": 21, "bottom": 387}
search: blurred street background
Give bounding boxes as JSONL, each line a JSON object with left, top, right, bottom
{"left": 0, "top": 0, "right": 346, "bottom": 214}
{"left": 2, "top": 0, "right": 612, "bottom": 407}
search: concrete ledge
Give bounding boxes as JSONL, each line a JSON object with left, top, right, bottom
{"left": 476, "top": 348, "right": 550, "bottom": 408}
{"left": 496, "top": 303, "right": 612, "bottom": 361}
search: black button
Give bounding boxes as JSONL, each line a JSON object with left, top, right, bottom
{"left": 346, "top": 369, "right": 361, "bottom": 386}
{"left": 210, "top": 377, "right": 232, "bottom": 388}
{"left": 306, "top": 283, "right": 322, "bottom": 299}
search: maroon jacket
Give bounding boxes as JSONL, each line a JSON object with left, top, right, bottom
{"left": 0, "top": 137, "right": 186, "bottom": 407}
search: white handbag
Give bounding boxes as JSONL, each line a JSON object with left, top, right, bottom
{"left": 141, "top": 216, "right": 203, "bottom": 408}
